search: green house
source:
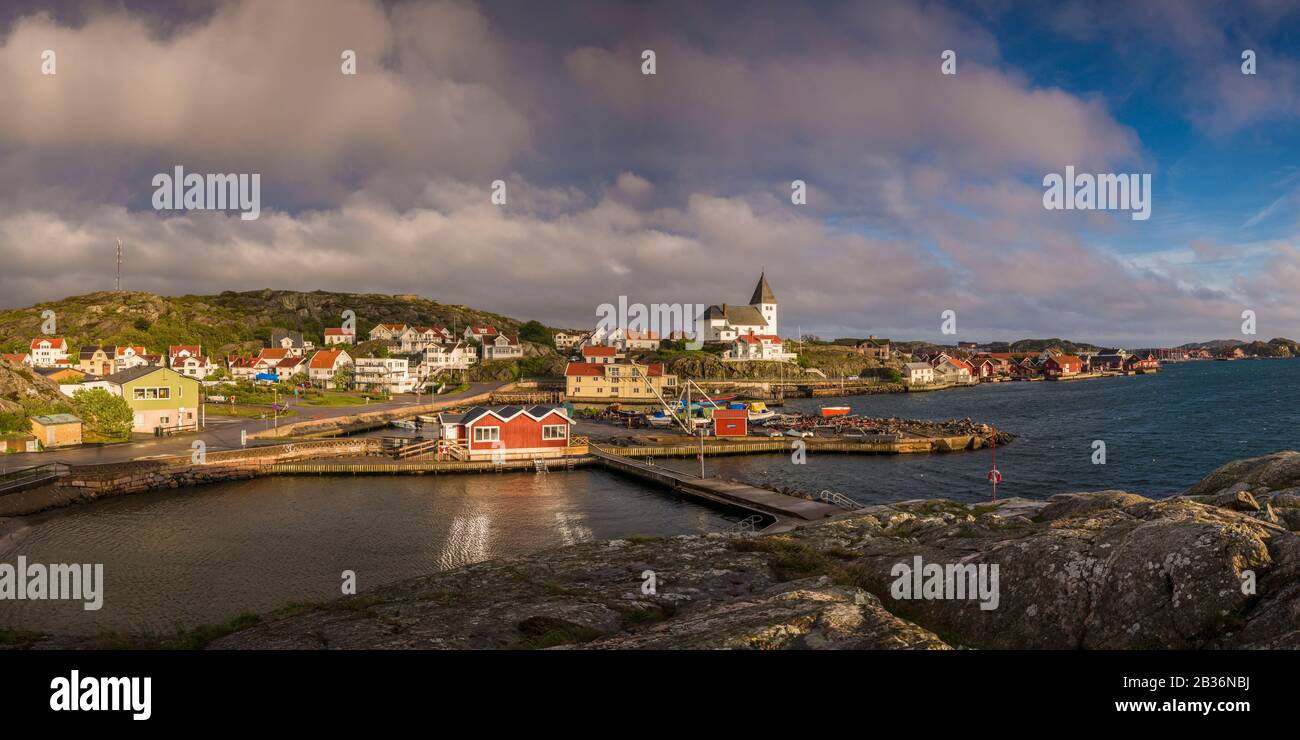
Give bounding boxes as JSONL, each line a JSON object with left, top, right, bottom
{"left": 103, "top": 366, "right": 203, "bottom": 434}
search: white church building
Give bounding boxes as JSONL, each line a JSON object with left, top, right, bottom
{"left": 702, "top": 273, "right": 779, "bottom": 342}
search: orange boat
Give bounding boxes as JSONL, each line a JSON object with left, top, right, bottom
{"left": 819, "top": 406, "right": 851, "bottom": 417}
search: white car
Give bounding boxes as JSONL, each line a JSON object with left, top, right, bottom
{"left": 765, "top": 430, "right": 784, "bottom": 438}
{"left": 784, "top": 428, "right": 813, "bottom": 438}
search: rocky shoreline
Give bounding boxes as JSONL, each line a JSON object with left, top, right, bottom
{"left": 7, "top": 451, "right": 1300, "bottom": 650}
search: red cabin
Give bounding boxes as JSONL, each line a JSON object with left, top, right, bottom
{"left": 436, "top": 405, "right": 574, "bottom": 460}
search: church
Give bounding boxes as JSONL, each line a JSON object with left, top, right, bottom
{"left": 701, "top": 273, "right": 779, "bottom": 342}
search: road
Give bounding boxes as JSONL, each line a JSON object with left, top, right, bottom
{"left": 0, "top": 382, "right": 503, "bottom": 470}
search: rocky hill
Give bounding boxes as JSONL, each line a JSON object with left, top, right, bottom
{"left": 0, "top": 359, "right": 71, "bottom": 417}
{"left": 0, "top": 290, "right": 534, "bottom": 359}
{"left": 193, "top": 451, "right": 1300, "bottom": 650}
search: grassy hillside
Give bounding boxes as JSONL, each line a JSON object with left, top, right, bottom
{"left": 0, "top": 289, "right": 532, "bottom": 359}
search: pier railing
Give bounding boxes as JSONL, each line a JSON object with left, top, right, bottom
{"left": 0, "top": 462, "right": 70, "bottom": 496}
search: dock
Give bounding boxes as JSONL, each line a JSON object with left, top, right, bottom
{"left": 587, "top": 447, "right": 848, "bottom": 529}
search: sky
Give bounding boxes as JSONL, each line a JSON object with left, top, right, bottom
{"left": 0, "top": 0, "right": 1298, "bottom": 346}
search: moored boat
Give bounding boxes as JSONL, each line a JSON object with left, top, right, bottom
{"left": 819, "top": 405, "right": 851, "bottom": 417}
{"left": 747, "top": 401, "right": 776, "bottom": 422}
{"left": 390, "top": 419, "right": 418, "bottom": 430}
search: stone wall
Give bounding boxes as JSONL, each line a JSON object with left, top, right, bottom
{"left": 0, "top": 439, "right": 384, "bottom": 516}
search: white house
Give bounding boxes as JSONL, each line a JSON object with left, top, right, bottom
{"left": 724, "top": 334, "right": 796, "bottom": 362}
{"left": 354, "top": 357, "right": 414, "bottom": 394}
{"left": 114, "top": 346, "right": 156, "bottom": 371}
{"left": 554, "top": 331, "right": 584, "bottom": 350}
{"left": 623, "top": 330, "right": 661, "bottom": 351}
{"left": 368, "top": 323, "right": 407, "bottom": 343}
{"left": 397, "top": 326, "right": 446, "bottom": 354}
{"left": 29, "top": 338, "right": 69, "bottom": 367}
{"left": 307, "top": 349, "right": 353, "bottom": 389}
{"left": 169, "top": 345, "right": 212, "bottom": 380}
{"left": 323, "top": 328, "right": 356, "bottom": 346}
{"left": 464, "top": 325, "right": 499, "bottom": 344}
{"left": 903, "top": 362, "right": 935, "bottom": 386}
{"left": 932, "top": 358, "right": 974, "bottom": 385}
{"left": 482, "top": 334, "right": 523, "bottom": 361}
{"left": 421, "top": 342, "right": 476, "bottom": 372}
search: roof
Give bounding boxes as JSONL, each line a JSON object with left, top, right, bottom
{"left": 170, "top": 345, "right": 201, "bottom": 355}
{"left": 468, "top": 326, "right": 498, "bottom": 335}
{"left": 257, "top": 348, "right": 291, "bottom": 363}
{"left": 102, "top": 365, "right": 185, "bottom": 385}
{"left": 454, "top": 405, "right": 573, "bottom": 426}
{"left": 749, "top": 272, "right": 776, "bottom": 304}
{"left": 31, "top": 413, "right": 81, "bottom": 426}
{"left": 323, "top": 328, "right": 353, "bottom": 336}
{"left": 625, "top": 330, "right": 660, "bottom": 341}
{"left": 2, "top": 353, "right": 28, "bottom": 363}
{"left": 79, "top": 345, "right": 115, "bottom": 359}
{"left": 30, "top": 337, "right": 66, "bottom": 350}
{"left": 270, "top": 329, "right": 304, "bottom": 347}
{"left": 582, "top": 345, "right": 617, "bottom": 357}
{"left": 704, "top": 304, "right": 768, "bottom": 327}
{"left": 115, "top": 345, "right": 146, "bottom": 357}
{"left": 904, "top": 362, "right": 932, "bottom": 371}
{"left": 308, "top": 349, "right": 348, "bottom": 369}
{"left": 565, "top": 362, "right": 604, "bottom": 376}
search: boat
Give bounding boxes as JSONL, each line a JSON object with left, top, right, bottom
{"left": 390, "top": 419, "right": 417, "bottom": 430}
{"left": 645, "top": 410, "right": 675, "bottom": 428}
{"left": 819, "top": 406, "right": 851, "bottom": 417}
{"left": 747, "top": 401, "right": 776, "bottom": 423}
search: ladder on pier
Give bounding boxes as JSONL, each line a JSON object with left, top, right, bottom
{"left": 818, "top": 489, "right": 860, "bottom": 511}
{"left": 534, "top": 458, "right": 548, "bottom": 474}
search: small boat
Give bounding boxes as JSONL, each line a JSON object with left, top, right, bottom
{"left": 747, "top": 401, "right": 776, "bottom": 423}
{"left": 390, "top": 419, "right": 417, "bottom": 430}
{"left": 645, "top": 411, "right": 675, "bottom": 428}
{"left": 820, "top": 406, "right": 851, "bottom": 417}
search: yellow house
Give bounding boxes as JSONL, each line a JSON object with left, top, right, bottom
{"left": 103, "top": 366, "right": 203, "bottom": 434}
{"left": 564, "top": 361, "right": 677, "bottom": 402}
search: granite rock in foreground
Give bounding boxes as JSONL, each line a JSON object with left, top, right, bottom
{"left": 211, "top": 451, "right": 1300, "bottom": 650}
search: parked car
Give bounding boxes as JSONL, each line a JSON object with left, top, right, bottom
{"left": 784, "top": 428, "right": 813, "bottom": 438}
{"left": 765, "top": 430, "right": 784, "bottom": 438}
{"left": 206, "top": 394, "right": 227, "bottom": 403}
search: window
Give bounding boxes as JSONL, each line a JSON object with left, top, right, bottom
{"left": 132, "top": 386, "right": 171, "bottom": 400}
{"left": 542, "top": 424, "right": 567, "bottom": 440}
{"left": 473, "top": 426, "right": 500, "bottom": 443}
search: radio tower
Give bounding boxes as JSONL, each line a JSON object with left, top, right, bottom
{"left": 115, "top": 238, "right": 123, "bottom": 291}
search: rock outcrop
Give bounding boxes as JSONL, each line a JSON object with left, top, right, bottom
{"left": 209, "top": 453, "right": 1300, "bottom": 650}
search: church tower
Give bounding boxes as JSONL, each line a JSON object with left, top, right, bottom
{"left": 749, "top": 272, "right": 777, "bottom": 337}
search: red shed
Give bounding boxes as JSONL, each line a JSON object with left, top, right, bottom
{"left": 712, "top": 409, "right": 748, "bottom": 437}
{"left": 436, "top": 405, "right": 574, "bottom": 460}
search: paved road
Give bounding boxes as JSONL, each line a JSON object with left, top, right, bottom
{"left": 0, "top": 382, "right": 502, "bottom": 470}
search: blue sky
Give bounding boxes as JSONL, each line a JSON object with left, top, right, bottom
{"left": 0, "top": 0, "right": 1298, "bottom": 346}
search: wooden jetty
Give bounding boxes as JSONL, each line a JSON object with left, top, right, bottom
{"left": 587, "top": 447, "right": 849, "bottom": 529}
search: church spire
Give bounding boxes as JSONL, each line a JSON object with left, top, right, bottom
{"left": 750, "top": 272, "right": 776, "bottom": 305}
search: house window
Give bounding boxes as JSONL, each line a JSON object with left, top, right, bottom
{"left": 132, "top": 386, "right": 171, "bottom": 400}
{"left": 473, "top": 427, "right": 500, "bottom": 443}
{"left": 542, "top": 424, "right": 567, "bottom": 440}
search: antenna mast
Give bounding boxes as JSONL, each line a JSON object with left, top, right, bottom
{"left": 115, "top": 238, "right": 123, "bottom": 291}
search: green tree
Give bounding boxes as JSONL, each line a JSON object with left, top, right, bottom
{"left": 333, "top": 365, "right": 354, "bottom": 390}
{"left": 71, "top": 388, "right": 134, "bottom": 439}
{"left": 519, "top": 320, "right": 550, "bottom": 345}
{"left": 0, "top": 411, "right": 30, "bottom": 435}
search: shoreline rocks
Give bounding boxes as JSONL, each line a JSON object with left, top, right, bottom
{"left": 11, "top": 450, "right": 1300, "bottom": 650}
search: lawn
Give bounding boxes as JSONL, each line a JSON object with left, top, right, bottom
{"left": 300, "top": 392, "right": 391, "bottom": 407}
{"left": 204, "top": 404, "right": 297, "bottom": 419}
